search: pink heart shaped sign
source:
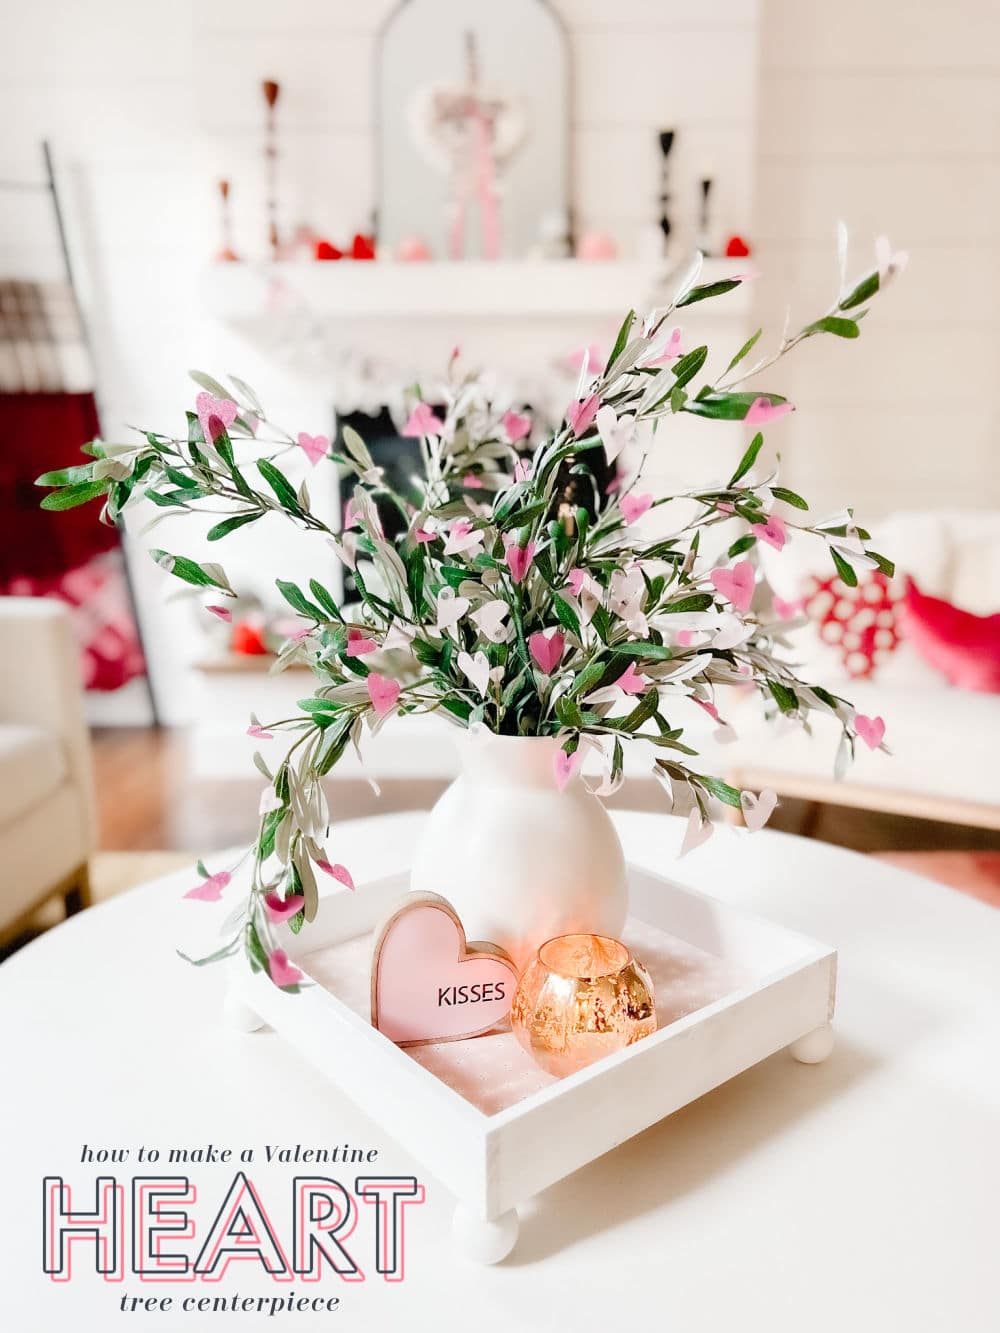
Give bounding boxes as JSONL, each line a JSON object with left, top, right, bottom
{"left": 371, "top": 893, "right": 518, "bottom": 1046}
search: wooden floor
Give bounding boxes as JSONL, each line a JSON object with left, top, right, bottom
{"left": 8, "top": 724, "right": 999, "bottom": 964}
{"left": 93, "top": 726, "right": 1000, "bottom": 858}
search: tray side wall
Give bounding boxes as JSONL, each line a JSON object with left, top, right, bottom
{"left": 233, "top": 966, "right": 493, "bottom": 1214}
{"left": 484, "top": 954, "right": 835, "bottom": 1216}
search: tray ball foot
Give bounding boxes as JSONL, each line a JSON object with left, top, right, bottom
{"left": 223, "top": 992, "right": 266, "bottom": 1033}
{"left": 790, "top": 1023, "right": 835, "bottom": 1064}
{"left": 451, "top": 1205, "right": 518, "bottom": 1264}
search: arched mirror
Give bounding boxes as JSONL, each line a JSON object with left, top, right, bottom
{"left": 376, "top": 0, "right": 570, "bottom": 261}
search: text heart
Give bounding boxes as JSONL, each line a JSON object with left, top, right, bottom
{"left": 371, "top": 893, "right": 518, "bottom": 1045}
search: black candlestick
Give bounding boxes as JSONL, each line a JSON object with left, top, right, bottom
{"left": 658, "top": 128, "right": 675, "bottom": 243}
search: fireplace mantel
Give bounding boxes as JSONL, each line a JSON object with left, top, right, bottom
{"left": 203, "top": 257, "right": 750, "bottom": 323}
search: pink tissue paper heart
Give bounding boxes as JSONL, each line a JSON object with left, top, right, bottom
{"left": 621, "top": 493, "right": 653, "bottom": 525}
{"left": 184, "top": 870, "right": 231, "bottom": 902}
{"left": 752, "top": 513, "right": 787, "bottom": 551}
{"left": 646, "top": 326, "right": 683, "bottom": 366}
{"left": 402, "top": 402, "right": 445, "bottom": 438}
{"left": 616, "top": 662, "right": 647, "bottom": 695}
{"left": 502, "top": 410, "right": 532, "bottom": 443}
{"left": 346, "top": 628, "right": 378, "bottom": 657}
{"left": 553, "top": 748, "right": 582, "bottom": 792}
{"left": 566, "top": 394, "right": 600, "bottom": 438}
{"left": 565, "top": 568, "right": 588, "bottom": 598}
{"left": 854, "top": 714, "right": 886, "bottom": 750}
{"left": 744, "top": 397, "right": 794, "bottom": 427}
{"left": 711, "top": 561, "right": 755, "bottom": 613}
{"left": 268, "top": 948, "right": 304, "bottom": 989}
{"left": 297, "top": 432, "right": 329, "bottom": 466}
{"left": 367, "top": 673, "right": 401, "bottom": 716}
{"left": 317, "top": 861, "right": 355, "bottom": 891}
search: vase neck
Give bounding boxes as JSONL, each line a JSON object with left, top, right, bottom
{"left": 459, "top": 731, "right": 570, "bottom": 791}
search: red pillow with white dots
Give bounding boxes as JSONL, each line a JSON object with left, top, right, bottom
{"left": 801, "top": 571, "right": 902, "bottom": 679}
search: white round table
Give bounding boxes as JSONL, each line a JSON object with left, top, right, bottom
{"left": 2, "top": 811, "right": 998, "bottom": 1332}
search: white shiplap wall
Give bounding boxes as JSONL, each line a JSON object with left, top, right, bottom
{"left": 749, "top": 0, "right": 1000, "bottom": 518}
{"left": 1, "top": 0, "right": 761, "bottom": 722}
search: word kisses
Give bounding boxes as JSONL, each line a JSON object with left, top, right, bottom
{"left": 437, "top": 979, "right": 507, "bottom": 1006}
{"left": 43, "top": 1172, "right": 425, "bottom": 1284}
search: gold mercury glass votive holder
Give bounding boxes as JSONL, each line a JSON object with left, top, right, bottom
{"left": 511, "top": 934, "right": 657, "bottom": 1077}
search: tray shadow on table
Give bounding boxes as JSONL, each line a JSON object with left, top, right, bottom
{"left": 507, "top": 1033, "right": 882, "bottom": 1265}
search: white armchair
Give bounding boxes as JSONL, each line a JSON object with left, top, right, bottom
{"left": 0, "top": 597, "right": 97, "bottom": 943}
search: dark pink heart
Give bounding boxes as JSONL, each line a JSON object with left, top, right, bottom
{"left": 195, "top": 391, "right": 238, "bottom": 443}
{"left": 505, "top": 541, "right": 536, "bottom": 585}
{"left": 264, "top": 891, "right": 305, "bottom": 923}
{"left": 528, "top": 629, "right": 566, "bottom": 675}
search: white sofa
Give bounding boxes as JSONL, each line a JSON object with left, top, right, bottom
{"left": 701, "top": 511, "right": 1000, "bottom": 829}
{"left": 0, "top": 598, "right": 97, "bottom": 942}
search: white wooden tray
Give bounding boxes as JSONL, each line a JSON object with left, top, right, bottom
{"left": 225, "top": 866, "right": 836, "bottom": 1263}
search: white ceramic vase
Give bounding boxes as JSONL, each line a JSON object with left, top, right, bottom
{"left": 409, "top": 729, "right": 628, "bottom": 968}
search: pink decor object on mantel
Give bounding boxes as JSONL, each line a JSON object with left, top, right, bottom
{"left": 576, "top": 230, "right": 617, "bottom": 261}
{"left": 396, "top": 235, "right": 433, "bottom": 261}
{"left": 371, "top": 893, "right": 518, "bottom": 1046}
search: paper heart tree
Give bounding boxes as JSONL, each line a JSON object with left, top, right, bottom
{"left": 37, "top": 231, "right": 903, "bottom": 988}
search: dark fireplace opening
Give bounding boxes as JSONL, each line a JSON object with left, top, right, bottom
{"left": 334, "top": 405, "right": 615, "bottom": 599}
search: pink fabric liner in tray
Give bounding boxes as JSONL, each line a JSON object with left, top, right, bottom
{"left": 302, "top": 918, "right": 752, "bottom": 1116}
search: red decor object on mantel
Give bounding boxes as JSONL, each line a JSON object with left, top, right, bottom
{"left": 802, "top": 570, "right": 902, "bottom": 679}
{"left": 231, "top": 620, "right": 271, "bottom": 657}
{"left": 313, "top": 234, "right": 375, "bottom": 261}
{"left": 724, "top": 234, "right": 751, "bottom": 258}
{"left": 350, "top": 233, "right": 376, "bottom": 261}
{"left": 900, "top": 577, "right": 1000, "bottom": 692}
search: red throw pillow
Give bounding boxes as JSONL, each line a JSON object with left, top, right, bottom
{"left": 900, "top": 577, "right": 1000, "bottom": 692}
